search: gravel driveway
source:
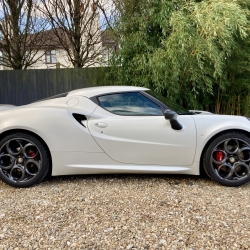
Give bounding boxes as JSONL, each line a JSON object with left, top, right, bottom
{"left": 0, "top": 174, "right": 250, "bottom": 249}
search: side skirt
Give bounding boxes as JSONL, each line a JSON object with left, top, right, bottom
{"left": 51, "top": 151, "right": 200, "bottom": 176}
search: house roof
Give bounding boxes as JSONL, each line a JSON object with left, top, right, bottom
{"left": 0, "top": 28, "right": 66, "bottom": 51}
{"left": 0, "top": 28, "right": 116, "bottom": 51}
{"left": 30, "top": 28, "right": 67, "bottom": 49}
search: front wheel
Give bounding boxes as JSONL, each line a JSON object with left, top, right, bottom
{"left": 0, "top": 132, "right": 50, "bottom": 188}
{"left": 203, "top": 132, "right": 250, "bottom": 186}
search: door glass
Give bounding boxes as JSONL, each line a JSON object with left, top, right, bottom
{"left": 98, "top": 92, "right": 163, "bottom": 116}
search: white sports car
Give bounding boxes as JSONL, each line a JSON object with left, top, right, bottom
{"left": 0, "top": 86, "right": 250, "bottom": 187}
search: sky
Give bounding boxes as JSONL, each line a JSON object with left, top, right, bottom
{"left": 0, "top": 0, "right": 115, "bottom": 31}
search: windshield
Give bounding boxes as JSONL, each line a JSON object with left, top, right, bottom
{"left": 145, "top": 90, "right": 191, "bottom": 115}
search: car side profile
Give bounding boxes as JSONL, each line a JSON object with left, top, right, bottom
{"left": 0, "top": 86, "right": 250, "bottom": 187}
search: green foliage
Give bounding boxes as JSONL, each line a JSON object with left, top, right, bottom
{"left": 109, "top": 0, "right": 250, "bottom": 115}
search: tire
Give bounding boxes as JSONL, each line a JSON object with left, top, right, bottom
{"left": 0, "top": 132, "right": 50, "bottom": 188}
{"left": 203, "top": 132, "right": 250, "bottom": 187}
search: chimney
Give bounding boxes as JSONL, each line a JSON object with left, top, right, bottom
{"left": 80, "top": 3, "right": 84, "bottom": 13}
{"left": 90, "top": 2, "right": 95, "bottom": 12}
{"left": 4, "top": 14, "right": 11, "bottom": 20}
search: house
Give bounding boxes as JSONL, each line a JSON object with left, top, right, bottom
{"left": 0, "top": 3, "right": 116, "bottom": 70}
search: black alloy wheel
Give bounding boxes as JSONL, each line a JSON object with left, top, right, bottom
{"left": 0, "top": 132, "right": 50, "bottom": 188}
{"left": 203, "top": 132, "right": 250, "bottom": 186}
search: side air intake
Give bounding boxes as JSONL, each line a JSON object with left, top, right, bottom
{"left": 72, "top": 113, "right": 87, "bottom": 127}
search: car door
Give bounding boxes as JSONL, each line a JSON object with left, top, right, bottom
{"left": 87, "top": 92, "right": 196, "bottom": 166}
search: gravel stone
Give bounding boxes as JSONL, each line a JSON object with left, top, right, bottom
{"left": 159, "top": 239, "right": 166, "bottom": 245}
{"left": 0, "top": 174, "right": 250, "bottom": 249}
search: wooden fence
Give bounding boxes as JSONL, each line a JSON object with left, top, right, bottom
{"left": 0, "top": 68, "right": 111, "bottom": 105}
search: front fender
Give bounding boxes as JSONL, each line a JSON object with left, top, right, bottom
{"left": 192, "top": 114, "right": 250, "bottom": 162}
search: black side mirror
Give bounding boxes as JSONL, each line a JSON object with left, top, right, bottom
{"left": 164, "top": 109, "right": 183, "bottom": 130}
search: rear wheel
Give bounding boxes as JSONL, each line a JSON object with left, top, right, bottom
{"left": 203, "top": 132, "right": 250, "bottom": 186}
{"left": 0, "top": 132, "right": 50, "bottom": 188}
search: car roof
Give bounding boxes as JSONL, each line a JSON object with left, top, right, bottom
{"left": 67, "top": 86, "right": 149, "bottom": 98}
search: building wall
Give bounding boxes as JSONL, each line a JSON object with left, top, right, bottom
{"left": 0, "top": 45, "right": 110, "bottom": 70}
{"left": 28, "top": 49, "right": 72, "bottom": 69}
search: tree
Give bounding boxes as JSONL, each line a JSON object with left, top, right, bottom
{"left": 109, "top": 0, "right": 250, "bottom": 115}
{"left": 211, "top": 0, "right": 250, "bottom": 116}
{"left": 40, "top": 0, "right": 105, "bottom": 68}
{"left": 0, "top": 0, "right": 49, "bottom": 69}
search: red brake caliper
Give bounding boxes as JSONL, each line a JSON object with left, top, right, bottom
{"left": 27, "top": 150, "right": 37, "bottom": 171}
{"left": 28, "top": 150, "right": 36, "bottom": 158}
{"left": 215, "top": 151, "right": 224, "bottom": 168}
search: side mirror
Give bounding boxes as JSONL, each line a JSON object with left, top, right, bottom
{"left": 164, "top": 109, "right": 183, "bottom": 130}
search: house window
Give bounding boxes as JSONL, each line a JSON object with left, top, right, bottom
{"left": 45, "top": 50, "right": 56, "bottom": 64}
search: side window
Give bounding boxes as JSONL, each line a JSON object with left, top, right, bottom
{"left": 98, "top": 92, "right": 163, "bottom": 116}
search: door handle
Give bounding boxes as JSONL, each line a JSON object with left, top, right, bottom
{"left": 95, "top": 122, "right": 108, "bottom": 128}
